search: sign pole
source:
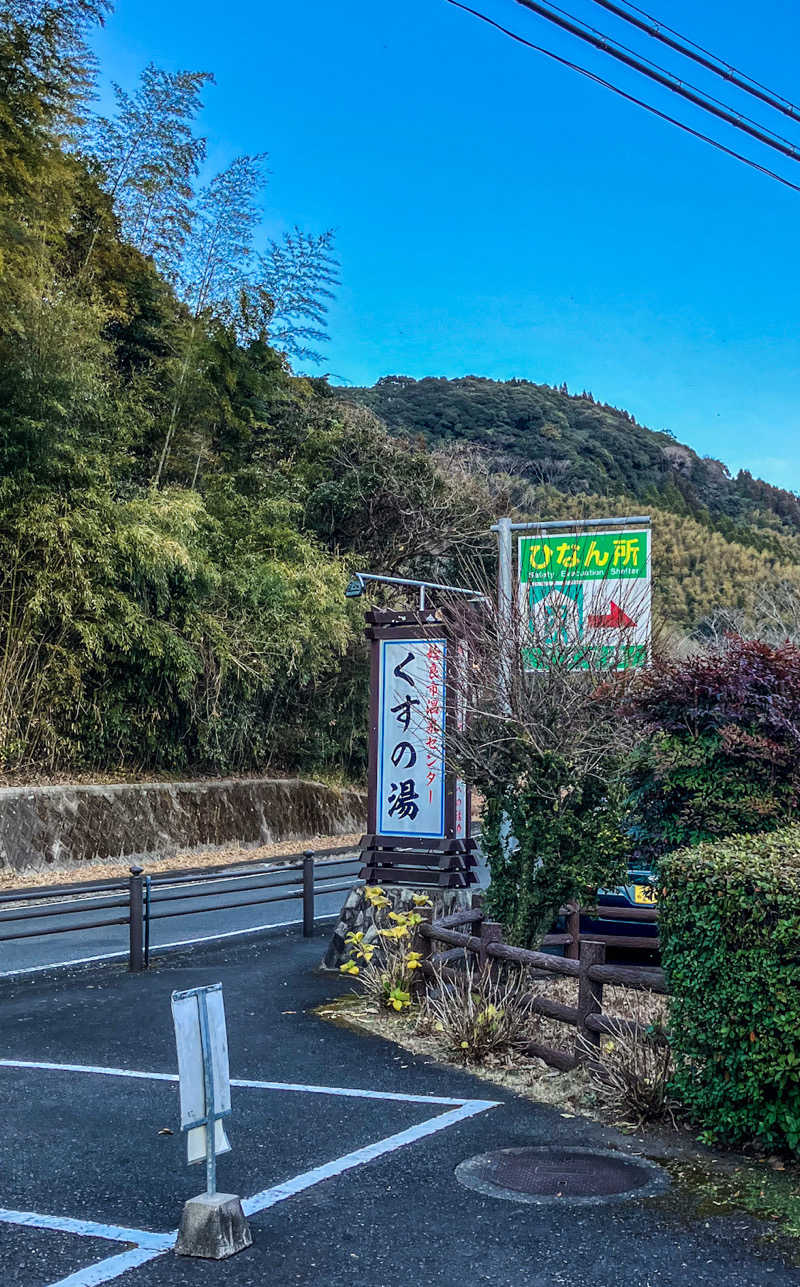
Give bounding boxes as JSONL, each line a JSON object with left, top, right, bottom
{"left": 197, "top": 991, "right": 217, "bottom": 1197}
{"left": 496, "top": 516, "right": 513, "bottom": 716}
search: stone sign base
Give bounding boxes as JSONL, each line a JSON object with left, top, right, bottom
{"left": 175, "top": 1193, "right": 253, "bottom": 1259}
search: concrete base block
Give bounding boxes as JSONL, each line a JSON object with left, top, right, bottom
{"left": 174, "top": 1192, "right": 253, "bottom": 1259}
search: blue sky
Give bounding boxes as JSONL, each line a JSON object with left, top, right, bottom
{"left": 92, "top": 0, "right": 800, "bottom": 490}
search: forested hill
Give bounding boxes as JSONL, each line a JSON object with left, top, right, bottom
{"left": 344, "top": 376, "right": 800, "bottom": 553}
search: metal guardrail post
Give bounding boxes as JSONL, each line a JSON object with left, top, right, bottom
{"left": 302, "top": 851, "right": 315, "bottom": 938}
{"left": 128, "top": 865, "right": 145, "bottom": 972}
{"left": 143, "top": 875, "right": 151, "bottom": 968}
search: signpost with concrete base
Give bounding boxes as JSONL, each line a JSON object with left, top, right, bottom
{"left": 171, "top": 983, "right": 252, "bottom": 1259}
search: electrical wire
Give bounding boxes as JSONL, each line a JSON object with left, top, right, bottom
{"left": 585, "top": 0, "right": 800, "bottom": 124}
{"left": 511, "top": 0, "right": 800, "bottom": 165}
{"left": 540, "top": 0, "right": 800, "bottom": 151}
{"left": 444, "top": 0, "right": 800, "bottom": 195}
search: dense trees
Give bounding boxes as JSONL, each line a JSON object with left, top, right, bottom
{"left": 4, "top": 5, "right": 800, "bottom": 783}
{"left": 0, "top": 3, "right": 490, "bottom": 778}
{"left": 346, "top": 377, "right": 800, "bottom": 585}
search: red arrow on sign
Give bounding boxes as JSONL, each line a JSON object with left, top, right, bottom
{"left": 587, "top": 600, "right": 637, "bottom": 630}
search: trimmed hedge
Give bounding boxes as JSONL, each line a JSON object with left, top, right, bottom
{"left": 660, "top": 828, "right": 800, "bottom": 1153}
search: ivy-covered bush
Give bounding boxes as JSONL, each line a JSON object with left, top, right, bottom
{"left": 660, "top": 828, "right": 800, "bottom": 1153}
{"left": 624, "top": 636, "right": 800, "bottom": 861}
{"left": 481, "top": 748, "right": 630, "bottom": 950}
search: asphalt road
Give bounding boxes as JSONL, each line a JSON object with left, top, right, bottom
{"left": 1, "top": 932, "right": 797, "bottom": 1287}
{"left": 0, "top": 859, "right": 362, "bottom": 977}
{"left": 0, "top": 848, "right": 490, "bottom": 978}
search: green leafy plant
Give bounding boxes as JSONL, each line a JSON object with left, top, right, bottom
{"left": 660, "top": 828, "right": 800, "bottom": 1154}
{"left": 339, "top": 887, "right": 430, "bottom": 1013}
{"left": 480, "top": 747, "right": 630, "bottom": 949}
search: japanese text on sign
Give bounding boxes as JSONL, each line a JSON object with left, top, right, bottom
{"left": 519, "top": 531, "right": 647, "bottom": 583}
{"left": 518, "top": 525, "right": 651, "bottom": 672}
{"left": 377, "top": 638, "right": 446, "bottom": 838}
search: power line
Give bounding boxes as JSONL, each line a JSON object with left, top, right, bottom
{"left": 444, "top": 0, "right": 800, "bottom": 195}
{"left": 511, "top": 0, "right": 800, "bottom": 165}
{"left": 585, "top": 0, "right": 800, "bottom": 125}
{"left": 541, "top": 0, "right": 800, "bottom": 152}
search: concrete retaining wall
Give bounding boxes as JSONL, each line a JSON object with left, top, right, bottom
{"left": 0, "top": 777, "right": 366, "bottom": 874}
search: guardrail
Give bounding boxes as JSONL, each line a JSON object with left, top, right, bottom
{"left": 0, "top": 849, "right": 362, "bottom": 973}
{"left": 416, "top": 905, "right": 668, "bottom": 1072}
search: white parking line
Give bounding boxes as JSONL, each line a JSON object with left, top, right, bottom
{"left": 0, "top": 1208, "right": 171, "bottom": 1250}
{"left": 241, "top": 1099, "right": 498, "bottom": 1216}
{"left": 46, "top": 1247, "right": 164, "bottom": 1287}
{"left": 0, "top": 1059, "right": 499, "bottom": 1287}
{"left": 0, "top": 1058, "right": 473, "bottom": 1106}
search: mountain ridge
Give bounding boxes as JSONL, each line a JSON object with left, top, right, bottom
{"left": 342, "top": 375, "right": 800, "bottom": 560}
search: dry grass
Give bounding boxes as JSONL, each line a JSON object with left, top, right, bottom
{"left": 419, "top": 961, "right": 538, "bottom": 1062}
{"left": 319, "top": 993, "right": 595, "bottom": 1115}
{"left": 325, "top": 962, "right": 673, "bottom": 1126}
{"left": 576, "top": 989, "right": 676, "bottom": 1126}
{"left": 0, "top": 831, "right": 362, "bottom": 892}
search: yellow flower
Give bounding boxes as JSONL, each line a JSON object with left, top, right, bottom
{"left": 340, "top": 959, "right": 359, "bottom": 975}
{"left": 412, "top": 893, "right": 432, "bottom": 907}
{"left": 460, "top": 1041, "right": 469, "bottom": 1049}
{"left": 364, "top": 886, "right": 389, "bottom": 908}
{"left": 345, "top": 931, "right": 365, "bottom": 946}
{"left": 405, "top": 952, "right": 423, "bottom": 971}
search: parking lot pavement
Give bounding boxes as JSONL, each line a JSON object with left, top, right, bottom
{"left": 1, "top": 930, "right": 798, "bottom": 1287}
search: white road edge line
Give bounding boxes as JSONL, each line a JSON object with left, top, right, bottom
{"left": 0, "top": 912, "right": 342, "bottom": 979}
{"left": 0, "top": 1058, "right": 487, "bottom": 1108}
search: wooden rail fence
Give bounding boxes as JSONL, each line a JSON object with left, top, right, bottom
{"left": 547, "top": 900, "right": 659, "bottom": 958}
{"left": 414, "top": 903, "right": 668, "bottom": 1072}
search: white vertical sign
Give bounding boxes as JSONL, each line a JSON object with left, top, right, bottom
{"left": 172, "top": 984, "right": 232, "bottom": 1165}
{"left": 377, "top": 638, "right": 446, "bottom": 839}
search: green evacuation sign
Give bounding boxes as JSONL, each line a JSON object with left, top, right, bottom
{"left": 518, "top": 526, "right": 651, "bottom": 671}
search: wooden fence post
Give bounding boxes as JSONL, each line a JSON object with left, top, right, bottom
{"left": 471, "top": 891, "right": 484, "bottom": 941}
{"left": 479, "top": 920, "right": 503, "bottom": 970}
{"left": 577, "top": 938, "right": 606, "bottom": 1051}
{"left": 413, "top": 907, "right": 434, "bottom": 993}
{"left": 565, "top": 902, "right": 580, "bottom": 960}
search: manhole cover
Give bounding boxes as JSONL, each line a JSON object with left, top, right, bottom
{"left": 455, "top": 1146, "right": 668, "bottom": 1206}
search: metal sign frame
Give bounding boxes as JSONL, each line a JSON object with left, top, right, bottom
{"left": 493, "top": 514, "right": 652, "bottom": 672}
{"left": 171, "top": 983, "right": 232, "bottom": 1196}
